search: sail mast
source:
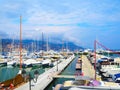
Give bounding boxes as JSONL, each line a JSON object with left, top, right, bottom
{"left": 94, "top": 40, "right": 96, "bottom": 80}
{"left": 20, "top": 16, "right": 22, "bottom": 70}
{"left": 46, "top": 35, "right": 49, "bottom": 52}
{"left": 0, "top": 37, "right": 2, "bottom": 61}
{"left": 42, "top": 32, "right": 44, "bottom": 56}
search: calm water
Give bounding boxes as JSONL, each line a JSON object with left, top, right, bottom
{"left": 0, "top": 66, "right": 19, "bottom": 82}
{"left": 0, "top": 65, "right": 47, "bottom": 82}
{"left": 45, "top": 56, "right": 79, "bottom": 90}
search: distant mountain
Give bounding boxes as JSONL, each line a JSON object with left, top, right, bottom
{"left": 1, "top": 39, "right": 84, "bottom": 52}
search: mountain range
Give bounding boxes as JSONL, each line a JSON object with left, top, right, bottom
{"left": 1, "top": 39, "right": 83, "bottom": 53}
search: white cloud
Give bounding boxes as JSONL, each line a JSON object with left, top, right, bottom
{"left": 0, "top": 0, "right": 120, "bottom": 48}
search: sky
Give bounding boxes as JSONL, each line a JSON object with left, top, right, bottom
{"left": 0, "top": 0, "right": 120, "bottom": 49}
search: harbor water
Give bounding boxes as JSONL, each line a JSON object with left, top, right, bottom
{"left": 0, "top": 66, "right": 19, "bottom": 82}
{"left": 0, "top": 65, "right": 50, "bottom": 82}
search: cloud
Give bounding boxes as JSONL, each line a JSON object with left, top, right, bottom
{"left": 0, "top": 0, "right": 120, "bottom": 49}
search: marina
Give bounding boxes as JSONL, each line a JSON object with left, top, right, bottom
{"left": 1, "top": 47, "right": 120, "bottom": 90}
{"left": 1, "top": 1, "right": 120, "bottom": 90}
{"left": 1, "top": 50, "right": 120, "bottom": 90}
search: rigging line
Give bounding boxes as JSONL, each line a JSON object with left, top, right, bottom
{"left": 95, "top": 40, "right": 120, "bottom": 56}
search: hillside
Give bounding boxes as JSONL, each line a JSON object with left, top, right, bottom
{"left": 1, "top": 39, "right": 84, "bottom": 53}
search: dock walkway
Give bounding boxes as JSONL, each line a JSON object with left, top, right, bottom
{"left": 82, "top": 55, "right": 96, "bottom": 79}
{"left": 15, "top": 55, "right": 75, "bottom": 90}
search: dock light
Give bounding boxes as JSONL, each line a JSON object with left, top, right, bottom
{"left": 33, "top": 70, "right": 39, "bottom": 82}
{"left": 21, "top": 69, "right": 39, "bottom": 90}
{"left": 22, "top": 69, "right": 27, "bottom": 78}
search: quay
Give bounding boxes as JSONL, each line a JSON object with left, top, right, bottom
{"left": 15, "top": 55, "right": 75, "bottom": 90}
{"left": 82, "top": 55, "right": 101, "bottom": 80}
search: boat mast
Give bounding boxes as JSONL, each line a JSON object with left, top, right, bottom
{"left": 0, "top": 37, "right": 2, "bottom": 61}
{"left": 42, "top": 32, "right": 44, "bottom": 56}
{"left": 66, "top": 41, "right": 68, "bottom": 52}
{"left": 20, "top": 16, "right": 22, "bottom": 70}
{"left": 62, "top": 40, "right": 64, "bottom": 52}
{"left": 46, "top": 35, "right": 49, "bottom": 53}
{"left": 94, "top": 40, "right": 97, "bottom": 80}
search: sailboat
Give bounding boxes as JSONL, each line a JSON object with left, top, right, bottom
{"left": 7, "top": 38, "right": 17, "bottom": 66}
{"left": 1, "top": 16, "right": 24, "bottom": 88}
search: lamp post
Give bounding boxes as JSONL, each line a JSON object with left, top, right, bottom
{"left": 57, "top": 59, "right": 58, "bottom": 71}
{"left": 22, "top": 69, "right": 39, "bottom": 90}
{"left": 33, "top": 70, "right": 39, "bottom": 82}
{"left": 56, "top": 57, "right": 60, "bottom": 71}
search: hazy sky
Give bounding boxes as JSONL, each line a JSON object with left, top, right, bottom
{"left": 0, "top": 0, "right": 120, "bottom": 49}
